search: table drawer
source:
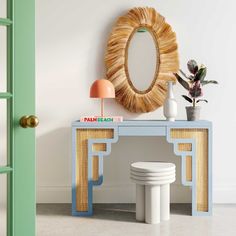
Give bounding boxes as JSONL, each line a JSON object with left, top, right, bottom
{"left": 118, "top": 126, "right": 166, "bottom": 136}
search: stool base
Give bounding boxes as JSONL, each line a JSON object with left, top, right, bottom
{"left": 135, "top": 183, "right": 170, "bottom": 224}
{"left": 145, "top": 185, "right": 160, "bottom": 224}
{"left": 161, "top": 184, "right": 170, "bottom": 221}
{"left": 136, "top": 184, "right": 145, "bottom": 221}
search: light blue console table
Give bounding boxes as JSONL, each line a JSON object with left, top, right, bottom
{"left": 72, "top": 120, "right": 212, "bottom": 216}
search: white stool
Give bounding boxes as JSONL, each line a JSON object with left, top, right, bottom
{"left": 130, "top": 162, "right": 176, "bottom": 224}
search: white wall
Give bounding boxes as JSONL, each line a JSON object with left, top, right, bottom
{"left": 36, "top": 0, "right": 236, "bottom": 203}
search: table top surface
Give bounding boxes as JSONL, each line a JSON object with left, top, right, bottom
{"left": 72, "top": 119, "right": 212, "bottom": 128}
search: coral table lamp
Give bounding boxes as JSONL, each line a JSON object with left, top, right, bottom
{"left": 90, "top": 79, "right": 115, "bottom": 117}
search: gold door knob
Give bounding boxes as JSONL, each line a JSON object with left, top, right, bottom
{"left": 20, "top": 115, "right": 39, "bottom": 128}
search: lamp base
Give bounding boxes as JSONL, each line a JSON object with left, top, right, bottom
{"left": 100, "top": 98, "right": 104, "bottom": 117}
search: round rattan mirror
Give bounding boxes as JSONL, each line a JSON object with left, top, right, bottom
{"left": 105, "top": 7, "right": 179, "bottom": 113}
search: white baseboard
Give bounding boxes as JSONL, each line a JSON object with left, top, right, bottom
{"left": 37, "top": 186, "right": 71, "bottom": 203}
{"left": 37, "top": 184, "right": 236, "bottom": 204}
{"left": 213, "top": 185, "right": 236, "bottom": 203}
{"left": 37, "top": 183, "right": 192, "bottom": 203}
{"left": 93, "top": 183, "right": 192, "bottom": 203}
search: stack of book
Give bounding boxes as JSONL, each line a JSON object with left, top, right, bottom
{"left": 80, "top": 116, "right": 123, "bottom": 122}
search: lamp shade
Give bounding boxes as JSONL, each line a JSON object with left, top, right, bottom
{"left": 90, "top": 79, "right": 115, "bottom": 98}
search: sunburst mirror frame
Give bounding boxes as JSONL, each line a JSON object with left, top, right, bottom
{"left": 105, "top": 7, "right": 179, "bottom": 113}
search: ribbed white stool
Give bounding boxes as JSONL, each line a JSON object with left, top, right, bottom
{"left": 130, "top": 162, "right": 176, "bottom": 224}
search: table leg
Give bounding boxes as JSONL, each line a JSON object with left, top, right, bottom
{"left": 72, "top": 128, "right": 114, "bottom": 216}
{"left": 170, "top": 128, "right": 211, "bottom": 215}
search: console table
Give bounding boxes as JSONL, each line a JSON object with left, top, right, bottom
{"left": 72, "top": 120, "right": 212, "bottom": 216}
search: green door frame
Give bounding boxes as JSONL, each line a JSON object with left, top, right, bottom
{"left": 13, "top": 0, "right": 35, "bottom": 235}
{"left": 0, "top": 0, "right": 35, "bottom": 235}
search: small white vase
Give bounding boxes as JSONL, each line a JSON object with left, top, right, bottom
{"left": 163, "top": 81, "right": 177, "bottom": 121}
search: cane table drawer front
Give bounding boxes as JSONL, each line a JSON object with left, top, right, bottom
{"left": 72, "top": 120, "right": 212, "bottom": 216}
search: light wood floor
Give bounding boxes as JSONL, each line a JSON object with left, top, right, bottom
{"left": 36, "top": 204, "right": 236, "bottom": 236}
{"left": 1, "top": 204, "right": 235, "bottom": 235}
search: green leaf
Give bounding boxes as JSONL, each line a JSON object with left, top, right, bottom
{"left": 194, "top": 67, "right": 207, "bottom": 82}
{"left": 201, "top": 80, "right": 218, "bottom": 85}
{"left": 196, "top": 99, "right": 208, "bottom": 103}
{"left": 179, "top": 69, "right": 189, "bottom": 79}
{"left": 174, "top": 73, "right": 190, "bottom": 90}
{"left": 182, "top": 95, "right": 193, "bottom": 103}
{"left": 187, "top": 60, "right": 198, "bottom": 74}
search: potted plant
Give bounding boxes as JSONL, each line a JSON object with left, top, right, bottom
{"left": 174, "top": 60, "right": 218, "bottom": 121}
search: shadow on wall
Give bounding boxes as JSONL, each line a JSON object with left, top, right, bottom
{"left": 36, "top": 127, "right": 72, "bottom": 188}
{"left": 95, "top": 136, "right": 192, "bottom": 203}
{"left": 92, "top": 8, "right": 128, "bottom": 79}
{"left": 36, "top": 129, "right": 191, "bottom": 203}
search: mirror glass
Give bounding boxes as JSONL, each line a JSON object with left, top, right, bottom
{"left": 0, "top": 26, "right": 7, "bottom": 92}
{"left": 127, "top": 29, "right": 159, "bottom": 92}
{"left": 0, "top": 0, "right": 7, "bottom": 18}
{"left": 0, "top": 174, "right": 7, "bottom": 236}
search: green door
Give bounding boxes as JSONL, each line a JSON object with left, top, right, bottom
{"left": 1, "top": 0, "right": 36, "bottom": 235}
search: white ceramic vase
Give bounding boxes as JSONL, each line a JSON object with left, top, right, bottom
{"left": 163, "top": 81, "right": 177, "bottom": 121}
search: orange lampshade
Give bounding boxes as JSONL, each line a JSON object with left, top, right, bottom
{"left": 90, "top": 79, "right": 115, "bottom": 98}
